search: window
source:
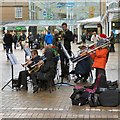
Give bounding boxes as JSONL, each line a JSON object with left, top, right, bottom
{"left": 15, "top": 7, "right": 22, "bottom": 18}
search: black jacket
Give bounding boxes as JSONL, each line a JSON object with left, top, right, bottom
{"left": 62, "top": 29, "right": 73, "bottom": 54}
{"left": 75, "top": 56, "right": 91, "bottom": 75}
{"left": 4, "top": 33, "right": 13, "bottom": 46}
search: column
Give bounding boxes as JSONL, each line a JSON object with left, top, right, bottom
{"left": 109, "top": 21, "right": 111, "bottom": 37}
{"left": 25, "top": 26, "right": 29, "bottom": 42}
{"left": 77, "top": 24, "right": 82, "bottom": 43}
{"left": 5, "top": 27, "right": 8, "bottom": 33}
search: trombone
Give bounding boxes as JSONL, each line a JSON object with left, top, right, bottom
{"left": 71, "top": 40, "right": 110, "bottom": 63}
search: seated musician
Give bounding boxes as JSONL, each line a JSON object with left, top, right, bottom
{"left": 14, "top": 49, "right": 41, "bottom": 90}
{"left": 91, "top": 34, "right": 109, "bottom": 83}
{"left": 31, "top": 46, "right": 57, "bottom": 93}
{"left": 74, "top": 45, "right": 91, "bottom": 83}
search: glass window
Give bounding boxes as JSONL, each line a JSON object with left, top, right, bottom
{"left": 15, "top": 7, "right": 22, "bottom": 18}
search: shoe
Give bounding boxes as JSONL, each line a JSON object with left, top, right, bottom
{"left": 21, "top": 86, "right": 28, "bottom": 90}
{"left": 69, "top": 70, "right": 75, "bottom": 74}
{"left": 33, "top": 85, "right": 39, "bottom": 93}
{"left": 74, "top": 78, "right": 80, "bottom": 83}
{"left": 82, "top": 79, "right": 87, "bottom": 83}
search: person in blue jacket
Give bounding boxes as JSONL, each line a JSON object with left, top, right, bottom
{"left": 45, "top": 31, "right": 53, "bottom": 45}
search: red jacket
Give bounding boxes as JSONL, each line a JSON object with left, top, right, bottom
{"left": 91, "top": 48, "right": 109, "bottom": 69}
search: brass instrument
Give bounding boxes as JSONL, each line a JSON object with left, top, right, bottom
{"left": 71, "top": 40, "right": 110, "bottom": 63}
{"left": 28, "top": 60, "right": 44, "bottom": 74}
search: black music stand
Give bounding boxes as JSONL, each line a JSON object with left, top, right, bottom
{"left": 55, "top": 42, "right": 75, "bottom": 87}
{"left": 1, "top": 53, "right": 17, "bottom": 90}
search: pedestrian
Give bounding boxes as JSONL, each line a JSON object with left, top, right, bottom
{"left": 3, "top": 31, "right": 13, "bottom": 60}
{"left": 12, "top": 32, "right": 18, "bottom": 49}
{"left": 108, "top": 31, "right": 115, "bottom": 52}
{"left": 45, "top": 31, "right": 53, "bottom": 45}
{"left": 18, "top": 32, "right": 26, "bottom": 50}
{"left": 28, "top": 32, "right": 34, "bottom": 49}
{"left": 81, "top": 32, "right": 86, "bottom": 44}
{"left": 91, "top": 31, "right": 100, "bottom": 43}
{"left": 53, "top": 29, "right": 59, "bottom": 46}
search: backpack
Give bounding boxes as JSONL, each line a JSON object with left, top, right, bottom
{"left": 88, "top": 93, "right": 99, "bottom": 107}
{"left": 70, "top": 88, "right": 89, "bottom": 106}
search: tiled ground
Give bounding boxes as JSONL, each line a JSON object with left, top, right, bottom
{"left": 0, "top": 42, "right": 120, "bottom": 119}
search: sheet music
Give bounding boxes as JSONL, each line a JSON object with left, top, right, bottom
{"left": 7, "top": 54, "right": 17, "bottom": 65}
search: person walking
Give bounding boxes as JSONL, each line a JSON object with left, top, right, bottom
{"left": 12, "top": 32, "right": 18, "bottom": 49}
{"left": 19, "top": 32, "right": 26, "bottom": 50}
{"left": 109, "top": 31, "right": 115, "bottom": 52}
{"left": 28, "top": 32, "right": 34, "bottom": 49}
{"left": 45, "top": 31, "right": 53, "bottom": 45}
{"left": 3, "top": 31, "right": 13, "bottom": 60}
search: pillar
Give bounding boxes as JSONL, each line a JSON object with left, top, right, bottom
{"left": 77, "top": 24, "right": 82, "bottom": 43}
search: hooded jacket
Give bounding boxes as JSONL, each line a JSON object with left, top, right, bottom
{"left": 45, "top": 32, "right": 53, "bottom": 45}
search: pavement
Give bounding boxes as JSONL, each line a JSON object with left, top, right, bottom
{"left": 0, "top": 42, "right": 120, "bottom": 119}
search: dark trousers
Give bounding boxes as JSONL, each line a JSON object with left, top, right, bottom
{"left": 19, "top": 41, "right": 23, "bottom": 49}
{"left": 110, "top": 44, "right": 115, "bottom": 52}
{"left": 13, "top": 42, "right": 17, "bottom": 49}
{"left": 60, "top": 51, "right": 69, "bottom": 77}
{"left": 31, "top": 71, "right": 38, "bottom": 86}
{"left": 6, "top": 45, "right": 13, "bottom": 59}
{"left": 95, "top": 68, "right": 106, "bottom": 82}
{"left": 29, "top": 41, "right": 33, "bottom": 49}
{"left": 17, "top": 70, "right": 29, "bottom": 88}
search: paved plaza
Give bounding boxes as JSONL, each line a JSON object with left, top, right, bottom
{"left": 0, "top": 42, "right": 120, "bottom": 119}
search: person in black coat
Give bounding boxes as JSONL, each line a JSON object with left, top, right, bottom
{"left": 60, "top": 22, "right": 73, "bottom": 79}
{"left": 14, "top": 50, "right": 41, "bottom": 90}
{"left": 74, "top": 45, "right": 91, "bottom": 83}
{"left": 31, "top": 48, "right": 56, "bottom": 93}
{"left": 3, "top": 31, "right": 13, "bottom": 60}
{"left": 12, "top": 32, "right": 18, "bottom": 49}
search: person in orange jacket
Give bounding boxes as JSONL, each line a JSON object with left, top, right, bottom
{"left": 91, "top": 34, "right": 109, "bottom": 82}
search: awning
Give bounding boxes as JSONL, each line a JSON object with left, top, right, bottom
{"left": 3, "top": 19, "right": 77, "bottom": 27}
{"left": 77, "top": 16, "right": 101, "bottom": 25}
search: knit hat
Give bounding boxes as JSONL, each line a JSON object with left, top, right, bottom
{"left": 99, "top": 34, "right": 107, "bottom": 38}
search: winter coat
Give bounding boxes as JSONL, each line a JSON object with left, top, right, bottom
{"left": 75, "top": 56, "right": 91, "bottom": 75}
{"left": 62, "top": 29, "right": 73, "bottom": 55}
{"left": 109, "top": 33, "right": 115, "bottom": 44}
{"left": 45, "top": 33, "right": 53, "bottom": 45}
{"left": 37, "top": 48, "right": 56, "bottom": 81}
{"left": 91, "top": 48, "right": 109, "bottom": 69}
{"left": 4, "top": 33, "right": 13, "bottom": 46}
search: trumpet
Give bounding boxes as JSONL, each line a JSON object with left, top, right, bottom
{"left": 28, "top": 60, "right": 44, "bottom": 74}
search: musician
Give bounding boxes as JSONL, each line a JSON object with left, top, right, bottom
{"left": 60, "top": 22, "right": 73, "bottom": 79}
{"left": 74, "top": 45, "right": 91, "bottom": 83}
{"left": 14, "top": 49, "right": 40, "bottom": 90}
{"left": 91, "top": 35, "right": 109, "bottom": 82}
{"left": 31, "top": 47, "right": 57, "bottom": 93}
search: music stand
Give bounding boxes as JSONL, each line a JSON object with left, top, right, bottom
{"left": 56, "top": 42, "right": 75, "bottom": 87}
{"left": 24, "top": 47, "right": 31, "bottom": 70}
{"left": 1, "top": 53, "right": 17, "bottom": 90}
{"left": 24, "top": 47, "right": 31, "bottom": 59}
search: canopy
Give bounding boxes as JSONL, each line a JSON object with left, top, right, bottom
{"left": 77, "top": 16, "right": 101, "bottom": 25}
{"left": 2, "top": 19, "right": 77, "bottom": 27}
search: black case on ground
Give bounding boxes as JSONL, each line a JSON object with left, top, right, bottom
{"left": 99, "top": 88, "right": 120, "bottom": 107}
